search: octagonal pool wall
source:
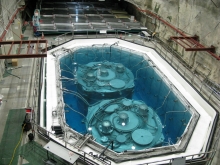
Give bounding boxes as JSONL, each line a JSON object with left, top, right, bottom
{"left": 59, "top": 45, "right": 197, "bottom": 147}
{"left": 45, "top": 39, "right": 217, "bottom": 164}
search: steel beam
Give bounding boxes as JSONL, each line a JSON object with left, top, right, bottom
{"left": 172, "top": 38, "right": 192, "bottom": 48}
{"left": 186, "top": 46, "right": 216, "bottom": 53}
{"left": 27, "top": 41, "right": 31, "bottom": 54}
{"left": 137, "top": 7, "right": 220, "bottom": 60}
{"left": 18, "top": 41, "right": 22, "bottom": 54}
{"left": 0, "top": 39, "right": 47, "bottom": 59}
{"left": 0, "top": 40, "right": 47, "bottom": 45}
{"left": 172, "top": 38, "right": 187, "bottom": 49}
{"left": 7, "top": 42, "right": 14, "bottom": 55}
{"left": 0, "top": 54, "right": 47, "bottom": 59}
{"left": 171, "top": 36, "right": 199, "bottom": 41}
{"left": 171, "top": 36, "right": 199, "bottom": 46}
{"left": 36, "top": 40, "right": 39, "bottom": 54}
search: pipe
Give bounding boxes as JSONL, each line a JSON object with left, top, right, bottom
{"left": 0, "top": 6, "right": 26, "bottom": 42}
{"left": 77, "top": 134, "right": 92, "bottom": 149}
{"left": 99, "top": 141, "right": 114, "bottom": 158}
{"left": 136, "top": 6, "right": 220, "bottom": 60}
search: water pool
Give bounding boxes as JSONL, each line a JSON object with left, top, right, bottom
{"left": 46, "top": 39, "right": 216, "bottom": 164}
{"left": 59, "top": 45, "right": 196, "bottom": 150}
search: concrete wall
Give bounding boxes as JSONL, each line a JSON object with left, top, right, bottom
{"left": 0, "top": 0, "right": 219, "bottom": 84}
{"left": 0, "top": 0, "right": 18, "bottom": 80}
{"left": 0, "top": 0, "right": 18, "bottom": 36}
{"left": 124, "top": 0, "right": 220, "bottom": 84}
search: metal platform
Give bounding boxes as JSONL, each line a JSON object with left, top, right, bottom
{"left": 39, "top": 24, "right": 57, "bottom": 32}
{"left": 87, "top": 15, "right": 103, "bottom": 22}
{"left": 104, "top": 17, "right": 121, "bottom": 23}
{"left": 69, "top": 9, "right": 84, "bottom": 15}
{"left": 56, "top": 23, "right": 73, "bottom": 31}
{"left": 40, "top": 16, "right": 54, "bottom": 24}
{"left": 37, "top": 1, "right": 145, "bottom": 34}
{"left": 84, "top": 9, "right": 98, "bottom": 14}
{"left": 74, "top": 23, "right": 92, "bottom": 31}
{"left": 97, "top": 10, "right": 112, "bottom": 15}
{"left": 71, "top": 15, "right": 88, "bottom": 23}
{"left": 108, "top": 23, "right": 128, "bottom": 29}
{"left": 53, "top": 9, "right": 69, "bottom": 15}
{"left": 54, "top": 16, "right": 72, "bottom": 24}
{"left": 91, "top": 23, "right": 109, "bottom": 30}
{"left": 41, "top": 9, "right": 54, "bottom": 15}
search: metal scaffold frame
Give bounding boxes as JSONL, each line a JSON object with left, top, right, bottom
{"left": 124, "top": 0, "right": 220, "bottom": 60}
{"left": 0, "top": 40, "right": 47, "bottom": 59}
{"left": 0, "top": 5, "right": 48, "bottom": 59}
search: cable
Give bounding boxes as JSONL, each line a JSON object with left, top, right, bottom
{"left": 211, "top": 0, "right": 219, "bottom": 8}
{"left": 8, "top": 124, "right": 26, "bottom": 165}
{"left": 62, "top": 89, "right": 89, "bottom": 106}
{"left": 5, "top": 70, "right": 21, "bottom": 79}
{"left": 65, "top": 104, "right": 87, "bottom": 119}
{"left": 201, "top": 22, "right": 220, "bottom": 40}
{"left": 182, "top": 11, "right": 202, "bottom": 30}
{"left": 155, "top": 89, "right": 171, "bottom": 112}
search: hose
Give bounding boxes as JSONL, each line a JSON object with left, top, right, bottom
{"left": 8, "top": 124, "right": 26, "bottom": 165}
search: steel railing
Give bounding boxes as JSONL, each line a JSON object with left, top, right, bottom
{"left": 42, "top": 30, "right": 220, "bottom": 165}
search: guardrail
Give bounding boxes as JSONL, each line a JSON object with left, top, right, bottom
{"left": 45, "top": 30, "right": 219, "bottom": 165}
{"left": 145, "top": 150, "right": 216, "bottom": 165}
{"left": 49, "top": 30, "right": 118, "bottom": 48}
{"left": 36, "top": 125, "right": 111, "bottom": 165}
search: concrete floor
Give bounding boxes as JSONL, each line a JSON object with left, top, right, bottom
{"left": 0, "top": 25, "right": 219, "bottom": 165}
{"left": 0, "top": 58, "right": 34, "bottom": 142}
{"left": 0, "top": 25, "right": 84, "bottom": 165}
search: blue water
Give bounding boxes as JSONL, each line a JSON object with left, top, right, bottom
{"left": 60, "top": 46, "right": 192, "bottom": 145}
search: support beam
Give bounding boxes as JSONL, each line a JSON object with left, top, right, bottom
{"left": 172, "top": 38, "right": 192, "bottom": 48}
{"left": 0, "top": 40, "right": 47, "bottom": 59}
{"left": 17, "top": 41, "right": 22, "bottom": 54}
{"left": 0, "top": 40, "right": 47, "bottom": 45}
{"left": 171, "top": 36, "right": 199, "bottom": 46}
{"left": 36, "top": 40, "right": 39, "bottom": 54}
{"left": 186, "top": 46, "right": 216, "bottom": 53}
{"left": 7, "top": 42, "right": 14, "bottom": 55}
{"left": 171, "top": 36, "right": 199, "bottom": 41}
{"left": 0, "top": 54, "right": 47, "bottom": 59}
{"left": 27, "top": 41, "right": 31, "bottom": 54}
{"left": 172, "top": 38, "right": 187, "bottom": 49}
{"left": 136, "top": 6, "right": 220, "bottom": 60}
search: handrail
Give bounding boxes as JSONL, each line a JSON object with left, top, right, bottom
{"left": 54, "top": 32, "right": 73, "bottom": 40}
{"left": 41, "top": 30, "right": 220, "bottom": 165}
{"left": 145, "top": 150, "right": 216, "bottom": 165}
